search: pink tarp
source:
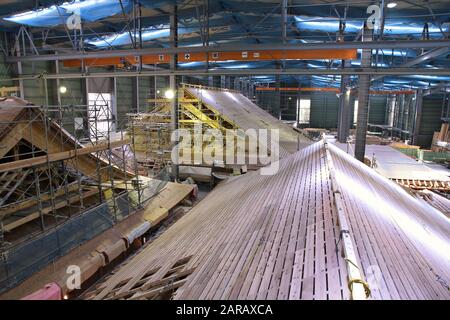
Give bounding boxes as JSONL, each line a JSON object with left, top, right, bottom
{"left": 21, "top": 283, "right": 62, "bottom": 300}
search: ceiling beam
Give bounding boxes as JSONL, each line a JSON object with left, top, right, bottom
{"left": 3, "top": 67, "right": 449, "bottom": 82}
{"left": 372, "top": 46, "right": 449, "bottom": 84}
{"left": 5, "top": 39, "right": 450, "bottom": 62}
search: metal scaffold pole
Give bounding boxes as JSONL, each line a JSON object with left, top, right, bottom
{"left": 170, "top": 4, "right": 179, "bottom": 181}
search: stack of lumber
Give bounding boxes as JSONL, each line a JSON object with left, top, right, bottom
{"left": 432, "top": 123, "right": 450, "bottom": 152}
{"left": 85, "top": 141, "right": 450, "bottom": 300}
{"left": 301, "top": 128, "right": 328, "bottom": 141}
{"left": 365, "top": 135, "right": 391, "bottom": 145}
{"left": 389, "top": 142, "right": 421, "bottom": 150}
{"left": 411, "top": 190, "right": 450, "bottom": 218}
{"left": 0, "top": 86, "right": 18, "bottom": 97}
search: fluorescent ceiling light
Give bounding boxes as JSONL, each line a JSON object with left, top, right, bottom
{"left": 387, "top": 2, "right": 397, "bottom": 8}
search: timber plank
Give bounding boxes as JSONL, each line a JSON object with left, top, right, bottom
{"left": 86, "top": 141, "right": 449, "bottom": 301}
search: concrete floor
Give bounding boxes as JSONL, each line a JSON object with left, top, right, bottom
{"left": 329, "top": 138, "right": 450, "bottom": 181}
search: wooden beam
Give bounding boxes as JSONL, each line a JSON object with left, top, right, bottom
{"left": 0, "top": 86, "right": 19, "bottom": 96}
{"left": 0, "top": 123, "right": 24, "bottom": 159}
{"left": 3, "top": 188, "right": 99, "bottom": 232}
{"left": 20, "top": 122, "right": 130, "bottom": 181}
{"left": 128, "top": 278, "right": 187, "bottom": 300}
{"left": 0, "top": 182, "right": 81, "bottom": 218}
{"left": 0, "top": 139, "right": 130, "bottom": 173}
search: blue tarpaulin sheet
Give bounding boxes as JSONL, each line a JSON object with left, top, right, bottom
{"left": 4, "top": 0, "right": 132, "bottom": 27}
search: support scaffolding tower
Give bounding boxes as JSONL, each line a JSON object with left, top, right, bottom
{"left": 0, "top": 96, "right": 164, "bottom": 293}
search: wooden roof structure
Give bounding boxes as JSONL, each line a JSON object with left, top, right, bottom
{"left": 184, "top": 85, "right": 311, "bottom": 156}
{"left": 0, "top": 97, "right": 130, "bottom": 181}
{"left": 0, "top": 97, "right": 132, "bottom": 243}
{"left": 85, "top": 140, "right": 450, "bottom": 300}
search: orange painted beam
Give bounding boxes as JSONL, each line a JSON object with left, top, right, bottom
{"left": 178, "top": 49, "right": 357, "bottom": 62}
{"left": 63, "top": 49, "right": 357, "bottom": 68}
{"left": 63, "top": 55, "right": 171, "bottom": 67}
{"left": 63, "top": 57, "right": 123, "bottom": 67}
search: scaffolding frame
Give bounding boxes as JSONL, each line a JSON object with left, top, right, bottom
{"left": 0, "top": 88, "right": 178, "bottom": 292}
{"left": 0, "top": 91, "right": 147, "bottom": 250}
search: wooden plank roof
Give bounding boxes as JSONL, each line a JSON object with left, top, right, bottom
{"left": 86, "top": 141, "right": 450, "bottom": 300}
{"left": 185, "top": 86, "right": 311, "bottom": 156}
{"left": 0, "top": 97, "right": 130, "bottom": 181}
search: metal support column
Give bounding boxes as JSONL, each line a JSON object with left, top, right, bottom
{"left": 296, "top": 88, "right": 301, "bottom": 127}
{"left": 170, "top": 4, "right": 179, "bottom": 181}
{"left": 354, "top": 25, "right": 373, "bottom": 162}
{"left": 132, "top": 77, "right": 139, "bottom": 113}
{"left": 398, "top": 93, "right": 405, "bottom": 130}
{"left": 337, "top": 64, "right": 351, "bottom": 143}
{"left": 136, "top": 77, "right": 140, "bottom": 113}
{"left": 337, "top": 17, "right": 351, "bottom": 142}
{"left": 281, "top": 0, "right": 288, "bottom": 44}
{"left": 54, "top": 54, "right": 62, "bottom": 105}
{"left": 242, "top": 78, "right": 248, "bottom": 97}
{"left": 386, "top": 94, "right": 396, "bottom": 127}
{"left": 14, "top": 35, "right": 24, "bottom": 98}
{"left": 225, "top": 76, "right": 231, "bottom": 89}
{"left": 233, "top": 77, "right": 240, "bottom": 91}
{"left": 412, "top": 89, "right": 424, "bottom": 146}
{"left": 249, "top": 78, "right": 254, "bottom": 99}
{"left": 113, "top": 77, "right": 118, "bottom": 129}
{"left": 275, "top": 74, "right": 281, "bottom": 120}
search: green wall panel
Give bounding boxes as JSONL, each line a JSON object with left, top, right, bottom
{"left": 417, "top": 95, "right": 443, "bottom": 148}
{"left": 116, "top": 77, "right": 134, "bottom": 129}
{"left": 368, "top": 96, "right": 388, "bottom": 125}
{"left": 310, "top": 92, "right": 339, "bottom": 129}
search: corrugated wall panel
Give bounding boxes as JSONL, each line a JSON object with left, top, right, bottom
{"left": 256, "top": 91, "right": 276, "bottom": 115}
{"left": 256, "top": 91, "right": 389, "bottom": 129}
{"left": 417, "top": 95, "right": 443, "bottom": 148}
{"left": 22, "top": 62, "right": 53, "bottom": 105}
{"left": 310, "top": 92, "right": 339, "bottom": 128}
{"left": 138, "top": 77, "right": 150, "bottom": 111}
{"left": 0, "top": 37, "right": 13, "bottom": 87}
{"left": 116, "top": 77, "right": 134, "bottom": 129}
{"left": 368, "top": 96, "right": 387, "bottom": 124}
{"left": 59, "top": 79, "right": 84, "bottom": 105}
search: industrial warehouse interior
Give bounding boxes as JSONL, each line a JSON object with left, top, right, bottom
{"left": 0, "top": 0, "right": 448, "bottom": 306}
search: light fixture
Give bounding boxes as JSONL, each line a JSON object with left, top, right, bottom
{"left": 387, "top": 2, "right": 397, "bottom": 8}
{"left": 164, "top": 89, "right": 175, "bottom": 99}
{"left": 156, "top": 90, "right": 160, "bottom": 94}
{"left": 59, "top": 86, "right": 67, "bottom": 94}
